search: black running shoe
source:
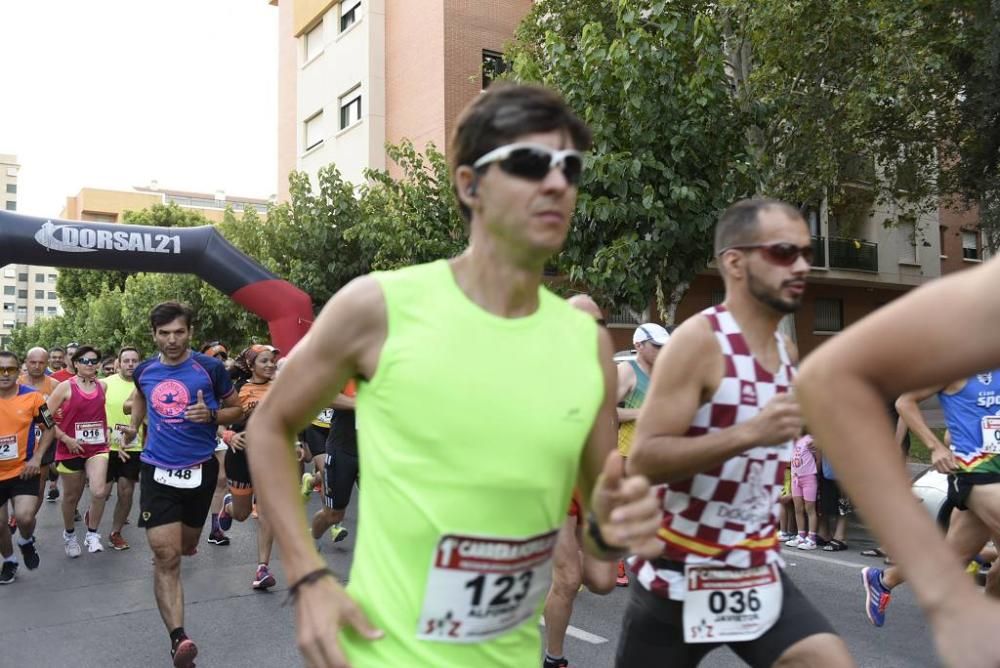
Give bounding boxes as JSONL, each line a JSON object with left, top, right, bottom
{"left": 0, "top": 561, "right": 17, "bottom": 585}
{"left": 47, "top": 486, "right": 60, "bottom": 502}
{"left": 18, "top": 537, "right": 39, "bottom": 570}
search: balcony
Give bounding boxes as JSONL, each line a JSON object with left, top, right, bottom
{"left": 810, "top": 236, "right": 826, "bottom": 268}
{"left": 828, "top": 237, "right": 878, "bottom": 272}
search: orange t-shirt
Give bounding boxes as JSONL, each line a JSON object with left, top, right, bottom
{"left": 0, "top": 386, "right": 48, "bottom": 481}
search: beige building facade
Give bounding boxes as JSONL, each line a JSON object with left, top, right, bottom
{"left": 60, "top": 185, "right": 271, "bottom": 224}
{"left": 273, "top": 0, "right": 534, "bottom": 197}
{"left": 0, "top": 154, "right": 63, "bottom": 342}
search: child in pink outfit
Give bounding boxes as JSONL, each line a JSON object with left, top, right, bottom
{"left": 786, "top": 433, "right": 819, "bottom": 550}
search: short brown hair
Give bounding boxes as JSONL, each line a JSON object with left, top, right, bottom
{"left": 714, "top": 198, "right": 804, "bottom": 255}
{"left": 449, "top": 83, "right": 592, "bottom": 222}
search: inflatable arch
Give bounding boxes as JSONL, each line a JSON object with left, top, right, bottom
{"left": 0, "top": 211, "right": 313, "bottom": 351}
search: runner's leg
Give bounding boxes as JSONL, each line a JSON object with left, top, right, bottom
{"left": 61, "top": 470, "right": 84, "bottom": 531}
{"left": 148, "top": 521, "right": 185, "bottom": 630}
{"left": 771, "top": 633, "right": 854, "bottom": 667}
{"left": 84, "top": 454, "right": 111, "bottom": 531}
{"left": 112, "top": 475, "right": 135, "bottom": 535}
{"left": 883, "top": 508, "right": 990, "bottom": 588}
{"left": 0, "top": 503, "right": 11, "bottom": 559}
{"left": 544, "top": 516, "right": 582, "bottom": 664}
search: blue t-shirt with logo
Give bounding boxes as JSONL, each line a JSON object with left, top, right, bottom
{"left": 134, "top": 351, "right": 234, "bottom": 469}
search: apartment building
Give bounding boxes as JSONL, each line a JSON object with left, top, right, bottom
{"left": 0, "top": 154, "right": 63, "bottom": 342}
{"left": 272, "top": 0, "right": 534, "bottom": 198}
{"left": 61, "top": 185, "right": 271, "bottom": 224}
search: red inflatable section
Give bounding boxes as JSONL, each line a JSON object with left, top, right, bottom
{"left": 231, "top": 279, "right": 314, "bottom": 352}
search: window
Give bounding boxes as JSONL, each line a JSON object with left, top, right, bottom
{"left": 34, "top": 306, "right": 43, "bottom": 314}
{"left": 5, "top": 201, "right": 15, "bottom": 211}
{"left": 898, "top": 218, "right": 917, "bottom": 264}
{"left": 16, "top": 306, "right": 25, "bottom": 317}
{"left": 2, "top": 321, "right": 14, "bottom": 329}
{"left": 47, "top": 306, "right": 57, "bottom": 314}
{"left": 607, "top": 303, "right": 638, "bottom": 327}
{"left": 962, "top": 230, "right": 980, "bottom": 261}
{"left": 340, "top": 0, "right": 361, "bottom": 32}
{"left": 304, "top": 20, "right": 323, "bottom": 61}
{"left": 2, "top": 286, "right": 12, "bottom": 296}
{"left": 2, "top": 303, "right": 12, "bottom": 312}
{"left": 339, "top": 88, "right": 361, "bottom": 130}
{"left": 47, "top": 273, "right": 57, "bottom": 282}
{"left": 17, "top": 290, "right": 26, "bottom": 299}
{"left": 304, "top": 111, "right": 324, "bottom": 151}
{"left": 815, "top": 298, "right": 844, "bottom": 332}
{"left": 939, "top": 225, "right": 947, "bottom": 257}
{"left": 482, "top": 50, "right": 507, "bottom": 90}
{"left": 34, "top": 273, "right": 43, "bottom": 283}
{"left": 47, "top": 291, "right": 56, "bottom": 300}
{"left": 17, "top": 273, "right": 27, "bottom": 282}
{"left": 34, "top": 290, "right": 43, "bottom": 299}
{"left": 5, "top": 167, "right": 15, "bottom": 176}
{"left": 3, "top": 268, "right": 13, "bottom": 278}
{"left": 5, "top": 184, "right": 14, "bottom": 194}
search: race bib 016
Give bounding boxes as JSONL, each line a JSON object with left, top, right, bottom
{"left": 153, "top": 465, "right": 202, "bottom": 489}
{"left": 75, "top": 421, "right": 105, "bottom": 445}
{"left": 683, "top": 563, "right": 783, "bottom": 644}
{"left": 417, "top": 530, "right": 558, "bottom": 643}
{"left": 0, "top": 434, "right": 17, "bottom": 461}
{"left": 982, "top": 416, "right": 1000, "bottom": 454}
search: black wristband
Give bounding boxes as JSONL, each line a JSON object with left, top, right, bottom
{"left": 209, "top": 408, "right": 218, "bottom": 424}
{"left": 284, "top": 567, "right": 334, "bottom": 606}
{"left": 587, "top": 511, "right": 628, "bottom": 556}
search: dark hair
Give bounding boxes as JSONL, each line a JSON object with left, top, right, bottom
{"left": 449, "top": 83, "right": 592, "bottom": 222}
{"left": 72, "top": 346, "right": 101, "bottom": 364}
{"left": 150, "top": 301, "right": 194, "bottom": 331}
{"left": 714, "top": 198, "right": 804, "bottom": 255}
{"left": 100, "top": 356, "right": 116, "bottom": 367}
{"left": 48, "top": 346, "right": 64, "bottom": 355}
{"left": 118, "top": 346, "right": 141, "bottom": 360}
{"left": 0, "top": 350, "right": 20, "bottom": 366}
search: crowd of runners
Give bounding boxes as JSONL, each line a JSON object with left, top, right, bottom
{"left": 1, "top": 82, "right": 999, "bottom": 668}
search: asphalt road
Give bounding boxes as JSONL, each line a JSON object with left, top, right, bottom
{"left": 0, "top": 486, "right": 944, "bottom": 667}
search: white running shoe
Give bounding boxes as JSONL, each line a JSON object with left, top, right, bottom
{"left": 84, "top": 532, "right": 104, "bottom": 554}
{"left": 777, "top": 531, "right": 793, "bottom": 542}
{"left": 784, "top": 535, "right": 804, "bottom": 548}
{"left": 797, "top": 538, "right": 818, "bottom": 551}
{"left": 64, "top": 532, "right": 82, "bottom": 558}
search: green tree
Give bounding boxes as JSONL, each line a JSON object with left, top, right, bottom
{"left": 350, "top": 141, "right": 466, "bottom": 270}
{"left": 509, "top": 0, "right": 752, "bottom": 321}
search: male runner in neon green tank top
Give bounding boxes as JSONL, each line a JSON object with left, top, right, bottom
{"left": 248, "top": 83, "right": 664, "bottom": 668}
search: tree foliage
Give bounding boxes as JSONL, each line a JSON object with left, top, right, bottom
{"left": 509, "top": 0, "right": 752, "bottom": 320}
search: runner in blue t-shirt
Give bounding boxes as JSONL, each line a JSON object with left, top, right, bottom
{"left": 122, "top": 302, "right": 242, "bottom": 668}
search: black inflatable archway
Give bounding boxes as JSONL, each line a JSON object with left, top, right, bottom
{"left": 0, "top": 211, "right": 313, "bottom": 352}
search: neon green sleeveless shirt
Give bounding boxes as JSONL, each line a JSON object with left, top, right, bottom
{"left": 340, "top": 260, "right": 604, "bottom": 667}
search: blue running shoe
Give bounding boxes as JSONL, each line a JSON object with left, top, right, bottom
{"left": 862, "top": 567, "right": 891, "bottom": 627}
{"left": 219, "top": 493, "right": 233, "bottom": 531}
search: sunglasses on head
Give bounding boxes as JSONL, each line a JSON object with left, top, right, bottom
{"left": 76, "top": 358, "right": 100, "bottom": 366}
{"left": 721, "top": 242, "right": 814, "bottom": 267}
{"left": 473, "top": 143, "right": 584, "bottom": 185}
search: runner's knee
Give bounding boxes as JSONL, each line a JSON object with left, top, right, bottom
{"left": 774, "top": 633, "right": 853, "bottom": 668}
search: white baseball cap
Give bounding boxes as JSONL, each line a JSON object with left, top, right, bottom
{"left": 633, "top": 323, "right": 669, "bottom": 346}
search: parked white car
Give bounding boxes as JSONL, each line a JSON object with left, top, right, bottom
{"left": 911, "top": 467, "right": 953, "bottom": 528}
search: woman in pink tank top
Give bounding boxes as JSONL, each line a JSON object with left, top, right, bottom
{"left": 46, "top": 346, "right": 112, "bottom": 556}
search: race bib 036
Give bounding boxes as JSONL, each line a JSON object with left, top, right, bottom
{"left": 683, "top": 563, "right": 783, "bottom": 644}
{"left": 417, "top": 530, "right": 558, "bottom": 644}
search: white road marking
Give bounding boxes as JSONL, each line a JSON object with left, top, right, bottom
{"left": 785, "top": 550, "right": 864, "bottom": 569}
{"left": 539, "top": 617, "right": 609, "bottom": 644}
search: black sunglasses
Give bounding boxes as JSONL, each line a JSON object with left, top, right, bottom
{"left": 721, "top": 242, "right": 814, "bottom": 267}
{"left": 76, "top": 358, "right": 100, "bottom": 366}
{"left": 473, "top": 143, "right": 584, "bottom": 185}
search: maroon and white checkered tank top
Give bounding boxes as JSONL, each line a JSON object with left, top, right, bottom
{"left": 633, "top": 304, "right": 794, "bottom": 601}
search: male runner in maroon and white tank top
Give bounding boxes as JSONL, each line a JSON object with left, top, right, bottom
{"left": 619, "top": 199, "right": 854, "bottom": 667}
{"left": 47, "top": 346, "right": 111, "bottom": 557}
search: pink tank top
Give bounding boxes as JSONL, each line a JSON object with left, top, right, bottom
{"left": 56, "top": 378, "right": 109, "bottom": 461}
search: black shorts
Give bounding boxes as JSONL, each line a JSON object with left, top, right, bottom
{"left": 947, "top": 472, "right": 1000, "bottom": 512}
{"left": 0, "top": 475, "right": 40, "bottom": 505}
{"left": 616, "top": 568, "right": 836, "bottom": 667}
{"left": 301, "top": 425, "right": 330, "bottom": 459}
{"left": 107, "top": 451, "right": 142, "bottom": 483}
{"left": 819, "top": 476, "right": 851, "bottom": 517}
{"left": 224, "top": 447, "right": 253, "bottom": 495}
{"left": 40, "top": 443, "right": 56, "bottom": 467}
{"left": 324, "top": 446, "right": 359, "bottom": 511}
{"left": 138, "top": 457, "right": 219, "bottom": 530}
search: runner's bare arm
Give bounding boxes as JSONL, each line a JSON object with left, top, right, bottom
{"left": 615, "top": 362, "right": 639, "bottom": 422}
{"left": 628, "top": 317, "right": 784, "bottom": 484}
{"left": 330, "top": 393, "right": 356, "bottom": 410}
{"left": 797, "top": 258, "right": 1000, "bottom": 668}
{"left": 215, "top": 391, "right": 243, "bottom": 425}
{"left": 895, "top": 386, "right": 948, "bottom": 453}
{"left": 247, "top": 276, "right": 387, "bottom": 667}
{"left": 123, "top": 388, "right": 136, "bottom": 416}
{"left": 580, "top": 329, "right": 661, "bottom": 559}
